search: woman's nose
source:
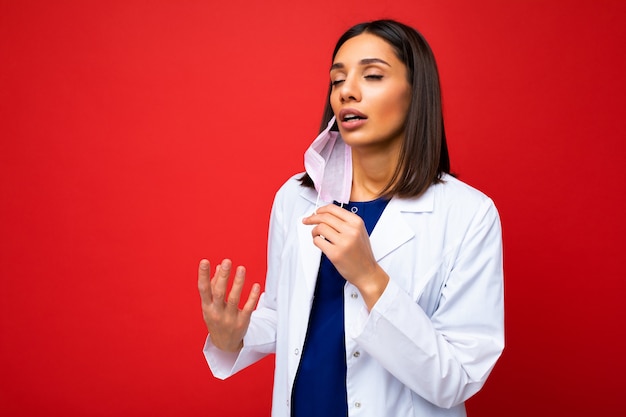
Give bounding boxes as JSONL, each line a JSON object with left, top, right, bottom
{"left": 339, "top": 76, "right": 361, "bottom": 103}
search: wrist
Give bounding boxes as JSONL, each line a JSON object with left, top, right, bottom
{"left": 209, "top": 334, "right": 244, "bottom": 353}
{"left": 357, "top": 266, "right": 389, "bottom": 310}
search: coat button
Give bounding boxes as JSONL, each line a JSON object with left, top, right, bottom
{"left": 294, "top": 348, "right": 300, "bottom": 355}
{"left": 351, "top": 292, "right": 358, "bottom": 299}
{"left": 355, "top": 401, "right": 361, "bottom": 408}
{"left": 353, "top": 351, "right": 360, "bottom": 358}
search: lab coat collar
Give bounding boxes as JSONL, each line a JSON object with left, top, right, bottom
{"left": 297, "top": 180, "right": 436, "bottom": 214}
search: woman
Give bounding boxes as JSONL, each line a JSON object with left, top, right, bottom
{"left": 198, "top": 19, "right": 504, "bottom": 417}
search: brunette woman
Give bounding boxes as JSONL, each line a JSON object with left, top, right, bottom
{"left": 199, "top": 19, "right": 504, "bottom": 417}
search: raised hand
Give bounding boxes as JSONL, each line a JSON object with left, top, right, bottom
{"left": 198, "top": 259, "right": 260, "bottom": 352}
{"left": 302, "top": 204, "right": 389, "bottom": 309}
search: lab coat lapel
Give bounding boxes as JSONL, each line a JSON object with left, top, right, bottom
{"left": 369, "top": 200, "right": 414, "bottom": 261}
{"left": 296, "top": 214, "right": 322, "bottom": 295}
{"left": 369, "top": 188, "right": 435, "bottom": 261}
{"left": 287, "top": 189, "right": 323, "bottom": 384}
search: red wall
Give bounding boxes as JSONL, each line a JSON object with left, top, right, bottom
{"left": 1, "top": 1, "right": 624, "bottom": 415}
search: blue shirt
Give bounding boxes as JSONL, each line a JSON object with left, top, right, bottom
{"left": 292, "top": 198, "right": 390, "bottom": 417}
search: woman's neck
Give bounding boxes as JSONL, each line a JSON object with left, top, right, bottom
{"left": 350, "top": 145, "right": 400, "bottom": 202}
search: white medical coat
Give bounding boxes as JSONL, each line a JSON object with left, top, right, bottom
{"left": 204, "top": 173, "right": 504, "bottom": 417}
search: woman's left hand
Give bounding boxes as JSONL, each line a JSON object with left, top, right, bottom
{"left": 302, "top": 203, "right": 389, "bottom": 309}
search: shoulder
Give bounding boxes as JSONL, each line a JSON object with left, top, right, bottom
{"left": 273, "top": 172, "right": 312, "bottom": 202}
{"left": 434, "top": 174, "right": 495, "bottom": 208}
{"left": 432, "top": 174, "right": 501, "bottom": 228}
{"left": 395, "top": 173, "right": 499, "bottom": 226}
{"left": 270, "top": 172, "right": 317, "bottom": 215}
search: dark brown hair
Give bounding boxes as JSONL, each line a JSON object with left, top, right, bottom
{"left": 300, "top": 19, "right": 450, "bottom": 198}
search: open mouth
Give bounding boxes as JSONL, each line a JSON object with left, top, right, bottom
{"left": 338, "top": 110, "right": 367, "bottom": 127}
{"left": 343, "top": 114, "right": 366, "bottom": 122}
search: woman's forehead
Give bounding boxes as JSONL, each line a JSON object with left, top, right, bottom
{"left": 332, "top": 33, "right": 397, "bottom": 65}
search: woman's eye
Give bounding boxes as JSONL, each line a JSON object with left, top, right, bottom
{"left": 365, "top": 74, "right": 383, "bottom": 80}
{"left": 331, "top": 79, "right": 345, "bottom": 87}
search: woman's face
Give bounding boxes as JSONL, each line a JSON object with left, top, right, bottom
{"left": 330, "top": 33, "right": 412, "bottom": 151}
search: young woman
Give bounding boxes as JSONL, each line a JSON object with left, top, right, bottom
{"left": 198, "top": 19, "right": 504, "bottom": 417}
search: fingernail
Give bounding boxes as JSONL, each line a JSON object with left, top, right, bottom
{"left": 200, "top": 260, "right": 209, "bottom": 270}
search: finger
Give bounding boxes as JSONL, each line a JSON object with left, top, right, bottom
{"left": 212, "top": 259, "right": 232, "bottom": 301}
{"left": 313, "top": 232, "right": 334, "bottom": 254}
{"left": 241, "top": 283, "right": 262, "bottom": 315}
{"left": 304, "top": 212, "right": 346, "bottom": 234}
{"left": 225, "top": 266, "right": 246, "bottom": 309}
{"left": 326, "top": 204, "right": 366, "bottom": 228}
{"left": 198, "top": 259, "right": 213, "bottom": 305}
{"left": 312, "top": 223, "right": 340, "bottom": 244}
{"left": 315, "top": 203, "right": 355, "bottom": 220}
{"left": 303, "top": 203, "right": 336, "bottom": 222}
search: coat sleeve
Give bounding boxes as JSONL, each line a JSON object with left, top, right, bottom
{"left": 350, "top": 197, "right": 504, "bottom": 408}
{"left": 203, "top": 185, "right": 286, "bottom": 379}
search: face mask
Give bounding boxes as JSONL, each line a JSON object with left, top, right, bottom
{"left": 304, "top": 116, "right": 352, "bottom": 206}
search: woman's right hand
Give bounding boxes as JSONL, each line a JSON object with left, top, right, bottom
{"left": 197, "top": 258, "right": 261, "bottom": 352}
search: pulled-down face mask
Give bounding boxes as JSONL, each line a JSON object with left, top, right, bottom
{"left": 303, "top": 116, "right": 352, "bottom": 207}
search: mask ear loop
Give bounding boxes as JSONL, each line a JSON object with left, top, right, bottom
{"left": 314, "top": 178, "right": 322, "bottom": 215}
{"left": 314, "top": 192, "right": 321, "bottom": 215}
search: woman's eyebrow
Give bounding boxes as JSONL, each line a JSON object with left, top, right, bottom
{"left": 330, "top": 58, "right": 392, "bottom": 70}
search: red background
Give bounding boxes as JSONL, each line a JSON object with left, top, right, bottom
{"left": 1, "top": 0, "right": 625, "bottom": 415}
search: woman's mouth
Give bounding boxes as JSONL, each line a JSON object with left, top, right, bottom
{"left": 339, "top": 109, "right": 368, "bottom": 130}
